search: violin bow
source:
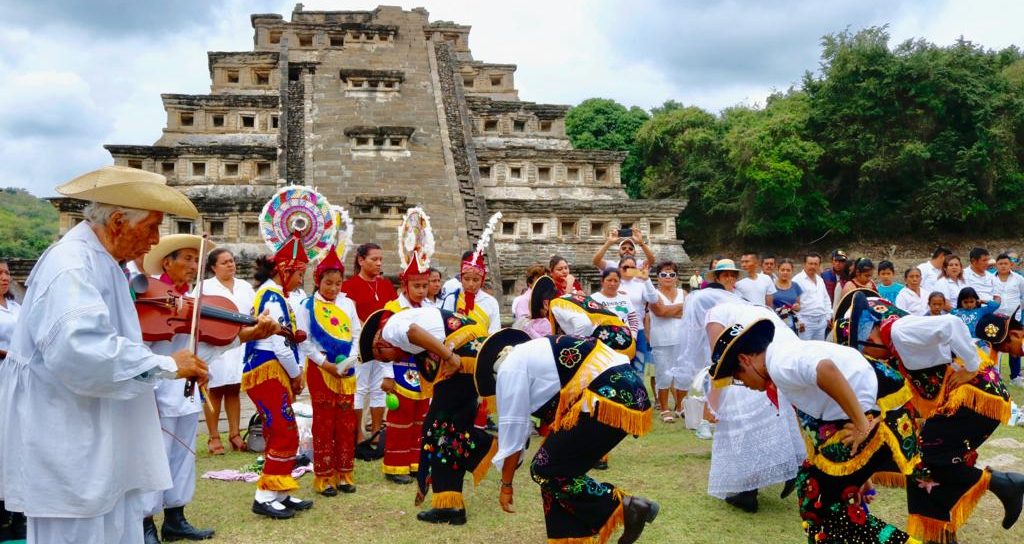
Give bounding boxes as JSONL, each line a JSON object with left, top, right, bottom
{"left": 184, "top": 234, "right": 215, "bottom": 413}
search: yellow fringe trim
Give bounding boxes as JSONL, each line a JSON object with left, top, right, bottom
{"left": 906, "top": 470, "right": 991, "bottom": 543}
{"left": 394, "top": 383, "right": 424, "bottom": 400}
{"left": 313, "top": 475, "right": 333, "bottom": 493}
{"left": 306, "top": 364, "right": 357, "bottom": 396}
{"left": 431, "top": 491, "right": 464, "bottom": 509}
{"left": 877, "top": 381, "right": 914, "bottom": 413}
{"left": 482, "top": 395, "right": 497, "bottom": 415}
{"left": 554, "top": 389, "right": 654, "bottom": 438}
{"left": 810, "top": 419, "right": 920, "bottom": 477}
{"left": 338, "top": 471, "right": 354, "bottom": 485}
{"left": 940, "top": 384, "right": 1011, "bottom": 423}
{"left": 550, "top": 345, "right": 625, "bottom": 432}
{"left": 872, "top": 472, "right": 907, "bottom": 488}
{"left": 410, "top": 463, "right": 419, "bottom": 473}
{"left": 242, "top": 362, "right": 292, "bottom": 398}
{"left": 545, "top": 488, "right": 625, "bottom": 544}
{"left": 472, "top": 439, "right": 498, "bottom": 486}
{"left": 382, "top": 464, "right": 411, "bottom": 476}
{"left": 257, "top": 473, "right": 299, "bottom": 492}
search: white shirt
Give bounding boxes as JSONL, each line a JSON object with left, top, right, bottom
{"left": 704, "top": 302, "right": 800, "bottom": 345}
{"left": 618, "top": 277, "right": 657, "bottom": 330}
{"left": 294, "top": 291, "right": 361, "bottom": 368}
{"left": 492, "top": 337, "right": 563, "bottom": 469}
{"left": 440, "top": 277, "right": 462, "bottom": 300}
{"left": 251, "top": 280, "right": 303, "bottom": 379}
{"left": 675, "top": 288, "right": 743, "bottom": 379}
{"left": 381, "top": 307, "right": 446, "bottom": 354}
{"left": 894, "top": 287, "right": 928, "bottom": 316}
{"left": 766, "top": 340, "right": 879, "bottom": 421}
{"left": 0, "top": 222, "right": 175, "bottom": 517}
{"left": 735, "top": 273, "right": 777, "bottom": 306}
{"left": 200, "top": 277, "right": 256, "bottom": 388}
{"left": 148, "top": 331, "right": 232, "bottom": 418}
{"left": 648, "top": 288, "right": 685, "bottom": 347}
{"left": 890, "top": 314, "right": 981, "bottom": 372}
{"left": 918, "top": 261, "right": 942, "bottom": 292}
{"left": 589, "top": 291, "right": 640, "bottom": 336}
{"left": 933, "top": 277, "right": 968, "bottom": 306}
{"left": 0, "top": 299, "right": 20, "bottom": 352}
{"left": 792, "top": 271, "right": 831, "bottom": 320}
{"left": 551, "top": 300, "right": 598, "bottom": 337}
{"left": 993, "top": 272, "right": 1024, "bottom": 319}
{"left": 964, "top": 267, "right": 998, "bottom": 301}
{"left": 440, "top": 288, "right": 502, "bottom": 334}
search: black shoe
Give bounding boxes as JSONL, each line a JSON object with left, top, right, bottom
{"left": 280, "top": 496, "right": 314, "bottom": 511}
{"left": 161, "top": 506, "right": 214, "bottom": 541}
{"left": 338, "top": 484, "right": 357, "bottom": 494}
{"left": 989, "top": 469, "right": 1024, "bottom": 529}
{"left": 725, "top": 489, "right": 759, "bottom": 513}
{"left": 780, "top": 478, "right": 797, "bottom": 499}
{"left": 386, "top": 474, "right": 415, "bottom": 485}
{"left": 618, "top": 496, "right": 660, "bottom": 544}
{"left": 416, "top": 508, "right": 467, "bottom": 525}
{"left": 320, "top": 486, "right": 338, "bottom": 497}
{"left": 593, "top": 460, "right": 609, "bottom": 471}
{"left": 251, "top": 500, "right": 294, "bottom": 520}
{"left": 4, "top": 511, "right": 25, "bottom": 541}
{"left": 144, "top": 516, "right": 162, "bottom": 544}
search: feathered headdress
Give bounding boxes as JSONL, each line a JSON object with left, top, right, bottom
{"left": 461, "top": 211, "right": 501, "bottom": 279}
{"left": 398, "top": 207, "right": 435, "bottom": 281}
{"left": 259, "top": 184, "right": 336, "bottom": 267}
{"left": 314, "top": 206, "right": 355, "bottom": 283}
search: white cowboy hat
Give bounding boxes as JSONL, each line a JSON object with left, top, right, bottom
{"left": 142, "top": 234, "right": 216, "bottom": 276}
{"left": 56, "top": 165, "right": 199, "bottom": 219}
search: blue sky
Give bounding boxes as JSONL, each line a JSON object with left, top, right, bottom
{"left": 2, "top": 0, "right": 1022, "bottom": 196}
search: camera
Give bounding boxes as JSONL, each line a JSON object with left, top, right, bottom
{"left": 617, "top": 228, "right": 633, "bottom": 238}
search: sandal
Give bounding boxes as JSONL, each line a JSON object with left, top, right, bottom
{"left": 229, "top": 434, "right": 247, "bottom": 452}
{"left": 660, "top": 410, "right": 676, "bottom": 423}
{"left": 208, "top": 435, "right": 226, "bottom": 455}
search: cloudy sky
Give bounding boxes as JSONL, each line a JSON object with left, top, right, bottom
{"left": 2, "top": 0, "right": 1022, "bottom": 197}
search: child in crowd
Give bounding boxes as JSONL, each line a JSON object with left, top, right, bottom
{"left": 928, "top": 292, "right": 947, "bottom": 316}
{"left": 876, "top": 260, "right": 903, "bottom": 302}
{"left": 951, "top": 286, "right": 1000, "bottom": 338}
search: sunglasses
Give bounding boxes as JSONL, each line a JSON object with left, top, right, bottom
{"left": 658, "top": 272, "right": 677, "bottom": 278}
{"left": 621, "top": 265, "right": 636, "bottom": 270}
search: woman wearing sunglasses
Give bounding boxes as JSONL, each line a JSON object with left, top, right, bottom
{"left": 648, "top": 261, "right": 686, "bottom": 422}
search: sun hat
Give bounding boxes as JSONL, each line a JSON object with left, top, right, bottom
{"left": 474, "top": 329, "right": 532, "bottom": 397}
{"left": 56, "top": 165, "right": 199, "bottom": 219}
{"left": 142, "top": 234, "right": 215, "bottom": 276}
{"left": 703, "top": 258, "right": 741, "bottom": 281}
{"left": 708, "top": 319, "right": 775, "bottom": 387}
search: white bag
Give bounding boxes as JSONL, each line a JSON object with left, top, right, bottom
{"left": 292, "top": 402, "right": 314, "bottom": 459}
{"left": 683, "top": 367, "right": 711, "bottom": 429}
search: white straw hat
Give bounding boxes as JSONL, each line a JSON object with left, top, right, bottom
{"left": 142, "top": 234, "right": 215, "bottom": 276}
{"left": 56, "top": 166, "right": 199, "bottom": 219}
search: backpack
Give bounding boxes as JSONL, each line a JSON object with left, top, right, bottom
{"left": 355, "top": 428, "right": 386, "bottom": 461}
{"left": 243, "top": 412, "right": 266, "bottom": 453}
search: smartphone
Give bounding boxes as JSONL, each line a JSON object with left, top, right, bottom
{"left": 618, "top": 228, "right": 633, "bottom": 238}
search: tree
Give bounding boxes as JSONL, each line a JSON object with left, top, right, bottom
{"left": 0, "top": 188, "right": 59, "bottom": 259}
{"left": 565, "top": 98, "right": 650, "bottom": 197}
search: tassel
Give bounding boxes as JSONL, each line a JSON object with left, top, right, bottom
{"left": 472, "top": 439, "right": 499, "bottom": 485}
{"left": 313, "top": 475, "right": 333, "bottom": 493}
{"left": 242, "top": 362, "right": 291, "bottom": 395}
{"left": 431, "top": 491, "right": 464, "bottom": 509}
{"left": 907, "top": 469, "right": 996, "bottom": 541}
{"left": 811, "top": 421, "right": 919, "bottom": 477}
{"left": 257, "top": 473, "right": 299, "bottom": 492}
{"left": 338, "top": 471, "right": 354, "bottom": 485}
{"left": 871, "top": 472, "right": 907, "bottom": 488}
{"left": 941, "top": 386, "right": 1011, "bottom": 423}
{"left": 592, "top": 395, "right": 653, "bottom": 437}
{"left": 596, "top": 488, "right": 627, "bottom": 544}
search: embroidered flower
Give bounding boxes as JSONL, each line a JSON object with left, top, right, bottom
{"left": 847, "top": 504, "right": 867, "bottom": 525}
{"left": 558, "top": 347, "right": 582, "bottom": 369}
{"left": 984, "top": 323, "right": 999, "bottom": 338}
{"left": 896, "top": 414, "right": 914, "bottom": 438}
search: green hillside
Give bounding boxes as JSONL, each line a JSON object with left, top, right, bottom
{"left": 0, "top": 188, "right": 58, "bottom": 259}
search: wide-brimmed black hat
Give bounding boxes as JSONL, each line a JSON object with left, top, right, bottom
{"left": 529, "top": 275, "right": 559, "bottom": 319}
{"left": 708, "top": 319, "right": 775, "bottom": 387}
{"left": 976, "top": 312, "right": 1018, "bottom": 345}
{"left": 358, "top": 309, "right": 394, "bottom": 363}
{"left": 833, "top": 288, "right": 880, "bottom": 329}
{"left": 473, "top": 328, "right": 532, "bottom": 397}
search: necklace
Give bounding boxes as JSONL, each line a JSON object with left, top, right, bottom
{"left": 360, "top": 274, "right": 380, "bottom": 301}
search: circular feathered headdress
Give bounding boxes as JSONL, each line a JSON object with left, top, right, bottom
{"left": 398, "top": 207, "right": 435, "bottom": 282}
{"left": 259, "top": 184, "right": 336, "bottom": 266}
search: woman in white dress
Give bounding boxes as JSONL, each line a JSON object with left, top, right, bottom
{"left": 200, "top": 249, "right": 256, "bottom": 454}
{"left": 648, "top": 261, "right": 686, "bottom": 422}
{"left": 0, "top": 259, "right": 25, "bottom": 539}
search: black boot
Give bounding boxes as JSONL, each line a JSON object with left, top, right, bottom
{"left": 386, "top": 474, "right": 414, "bottom": 485}
{"left": 160, "top": 506, "right": 214, "bottom": 541}
{"left": 415, "top": 508, "right": 467, "bottom": 525}
{"left": 780, "top": 478, "right": 797, "bottom": 499}
{"left": 7, "top": 512, "right": 25, "bottom": 541}
{"left": 989, "top": 469, "right": 1024, "bottom": 529}
{"left": 724, "top": 489, "right": 759, "bottom": 513}
{"left": 143, "top": 516, "right": 162, "bottom": 544}
{"left": 618, "top": 495, "right": 660, "bottom": 544}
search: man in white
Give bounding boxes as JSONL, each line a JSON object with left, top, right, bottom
{"left": 735, "top": 252, "right": 775, "bottom": 307}
{"left": 918, "top": 246, "right": 951, "bottom": 292}
{"left": 792, "top": 253, "right": 832, "bottom": 341}
{"left": 965, "top": 247, "right": 1000, "bottom": 303}
{"left": 0, "top": 166, "right": 209, "bottom": 544}
{"left": 993, "top": 253, "right": 1024, "bottom": 386}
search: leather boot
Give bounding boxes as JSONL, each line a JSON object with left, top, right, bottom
{"left": 724, "top": 489, "right": 759, "bottom": 513}
{"left": 143, "top": 516, "right": 161, "bottom": 544}
{"left": 415, "top": 508, "right": 467, "bottom": 525}
{"left": 989, "top": 469, "right": 1024, "bottom": 529}
{"left": 160, "top": 506, "right": 214, "bottom": 541}
{"left": 618, "top": 495, "right": 659, "bottom": 544}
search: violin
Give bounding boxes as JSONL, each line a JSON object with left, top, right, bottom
{"left": 132, "top": 275, "right": 306, "bottom": 346}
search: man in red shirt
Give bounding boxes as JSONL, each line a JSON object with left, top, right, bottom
{"left": 341, "top": 243, "right": 398, "bottom": 449}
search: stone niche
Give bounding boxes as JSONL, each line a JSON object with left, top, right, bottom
{"left": 343, "top": 126, "right": 416, "bottom": 157}
{"left": 339, "top": 68, "right": 405, "bottom": 99}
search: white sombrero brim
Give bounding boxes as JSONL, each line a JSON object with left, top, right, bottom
{"left": 142, "top": 234, "right": 216, "bottom": 276}
{"left": 57, "top": 166, "right": 199, "bottom": 219}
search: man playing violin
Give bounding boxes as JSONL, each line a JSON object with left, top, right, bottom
{"left": 0, "top": 166, "right": 210, "bottom": 544}
{"left": 138, "top": 234, "right": 279, "bottom": 543}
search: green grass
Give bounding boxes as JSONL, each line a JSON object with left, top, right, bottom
{"left": 187, "top": 381, "right": 1024, "bottom": 543}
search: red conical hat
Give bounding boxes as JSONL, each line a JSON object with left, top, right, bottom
{"left": 401, "top": 251, "right": 430, "bottom": 282}
{"left": 315, "top": 245, "right": 344, "bottom": 283}
{"left": 273, "top": 232, "right": 309, "bottom": 268}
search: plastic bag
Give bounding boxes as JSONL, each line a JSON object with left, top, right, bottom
{"left": 292, "top": 402, "right": 314, "bottom": 460}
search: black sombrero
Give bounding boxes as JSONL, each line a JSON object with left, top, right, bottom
{"left": 708, "top": 318, "right": 775, "bottom": 387}
{"left": 474, "top": 328, "right": 532, "bottom": 397}
{"left": 977, "top": 312, "right": 1017, "bottom": 345}
{"left": 358, "top": 309, "right": 395, "bottom": 363}
{"left": 529, "top": 275, "right": 558, "bottom": 319}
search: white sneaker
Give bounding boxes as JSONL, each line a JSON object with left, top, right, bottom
{"left": 695, "top": 420, "right": 713, "bottom": 440}
{"left": 1010, "top": 376, "right": 1024, "bottom": 387}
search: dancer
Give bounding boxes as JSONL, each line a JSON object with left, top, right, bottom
{"left": 477, "top": 329, "right": 659, "bottom": 544}
{"left": 359, "top": 306, "right": 496, "bottom": 525}
{"left": 710, "top": 320, "right": 921, "bottom": 543}
{"left": 834, "top": 289, "right": 1024, "bottom": 542}
{"left": 530, "top": 275, "right": 636, "bottom": 358}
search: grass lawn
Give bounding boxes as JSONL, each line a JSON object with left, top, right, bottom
{"left": 188, "top": 383, "right": 1024, "bottom": 543}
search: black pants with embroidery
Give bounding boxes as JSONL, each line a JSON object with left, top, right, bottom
{"left": 530, "top": 413, "right": 627, "bottom": 542}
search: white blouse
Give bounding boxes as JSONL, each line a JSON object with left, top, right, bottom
{"left": 200, "top": 277, "right": 256, "bottom": 388}
{"left": 894, "top": 287, "right": 928, "bottom": 316}
{"left": 0, "top": 299, "right": 21, "bottom": 352}
{"left": 766, "top": 340, "right": 879, "bottom": 421}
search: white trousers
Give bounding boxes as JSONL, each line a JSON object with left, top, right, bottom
{"left": 651, "top": 345, "right": 682, "bottom": 389}
{"left": 355, "top": 362, "right": 385, "bottom": 409}
{"left": 798, "top": 315, "right": 829, "bottom": 341}
{"left": 28, "top": 489, "right": 146, "bottom": 544}
{"left": 143, "top": 413, "right": 198, "bottom": 516}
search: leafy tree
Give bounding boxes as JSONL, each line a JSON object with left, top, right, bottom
{"left": 565, "top": 98, "right": 650, "bottom": 197}
{"left": 0, "top": 188, "right": 59, "bottom": 259}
